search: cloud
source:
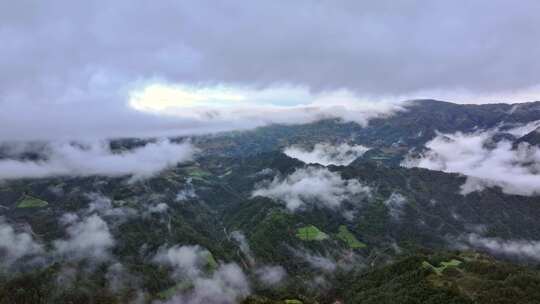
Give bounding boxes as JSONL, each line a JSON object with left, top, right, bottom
{"left": 160, "top": 263, "right": 250, "bottom": 304}
{"left": 0, "top": 217, "right": 44, "bottom": 267}
{"left": 59, "top": 213, "right": 80, "bottom": 226}
{"left": 152, "top": 245, "right": 209, "bottom": 279}
{"left": 147, "top": 203, "right": 169, "bottom": 214}
{"left": 0, "top": 139, "right": 195, "bottom": 181}
{"left": 229, "top": 230, "right": 287, "bottom": 288}
{"left": 85, "top": 192, "right": 138, "bottom": 222}
{"left": 465, "top": 234, "right": 540, "bottom": 261}
{"left": 153, "top": 245, "right": 250, "bottom": 304}
{"left": 175, "top": 178, "right": 198, "bottom": 201}
{"left": 252, "top": 168, "right": 275, "bottom": 178}
{"left": 504, "top": 120, "right": 540, "bottom": 137}
{"left": 254, "top": 265, "right": 287, "bottom": 287}
{"left": 303, "top": 255, "right": 337, "bottom": 273}
{"left": 284, "top": 143, "right": 369, "bottom": 166}
{"left": 53, "top": 214, "right": 115, "bottom": 262}
{"left": 105, "top": 262, "right": 140, "bottom": 293}
{"left": 402, "top": 130, "right": 540, "bottom": 196}
{"left": 252, "top": 167, "right": 370, "bottom": 211}
{"left": 290, "top": 248, "right": 337, "bottom": 273}
{"left": 231, "top": 231, "right": 255, "bottom": 266}
{"left": 383, "top": 192, "right": 408, "bottom": 220}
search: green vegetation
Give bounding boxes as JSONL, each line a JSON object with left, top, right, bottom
{"left": 203, "top": 250, "right": 219, "bottom": 271}
{"left": 422, "top": 259, "right": 462, "bottom": 276}
{"left": 185, "top": 166, "right": 212, "bottom": 180}
{"left": 340, "top": 252, "right": 540, "bottom": 304}
{"left": 284, "top": 300, "right": 303, "bottom": 304}
{"left": 16, "top": 195, "right": 48, "bottom": 208}
{"left": 296, "top": 225, "right": 329, "bottom": 241}
{"left": 336, "top": 225, "right": 366, "bottom": 249}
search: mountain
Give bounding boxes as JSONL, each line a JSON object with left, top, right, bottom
{"left": 192, "top": 99, "right": 540, "bottom": 162}
{"left": 1, "top": 100, "right": 540, "bottom": 303}
{"left": 245, "top": 251, "right": 540, "bottom": 304}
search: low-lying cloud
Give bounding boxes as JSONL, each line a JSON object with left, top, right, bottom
{"left": 0, "top": 139, "right": 195, "bottom": 181}
{"left": 229, "top": 230, "right": 287, "bottom": 288}
{"left": 162, "top": 263, "right": 249, "bottom": 304}
{"left": 254, "top": 265, "right": 287, "bottom": 287}
{"left": 153, "top": 244, "right": 210, "bottom": 279}
{"left": 0, "top": 217, "right": 44, "bottom": 267}
{"left": 105, "top": 262, "right": 141, "bottom": 293}
{"left": 297, "top": 252, "right": 337, "bottom": 273}
{"left": 53, "top": 214, "right": 115, "bottom": 262}
{"left": 284, "top": 142, "right": 369, "bottom": 166}
{"left": 153, "top": 244, "right": 250, "bottom": 304}
{"left": 504, "top": 119, "right": 540, "bottom": 137}
{"left": 383, "top": 192, "right": 408, "bottom": 220}
{"left": 402, "top": 130, "right": 540, "bottom": 196}
{"left": 175, "top": 178, "right": 198, "bottom": 201}
{"left": 85, "top": 192, "right": 138, "bottom": 223}
{"left": 231, "top": 230, "right": 287, "bottom": 288}
{"left": 465, "top": 233, "right": 540, "bottom": 261}
{"left": 252, "top": 167, "right": 371, "bottom": 211}
{"left": 231, "top": 231, "right": 255, "bottom": 266}
{"left": 147, "top": 203, "right": 169, "bottom": 214}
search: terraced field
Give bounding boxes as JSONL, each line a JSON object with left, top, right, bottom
{"left": 336, "top": 225, "right": 366, "bottom": 249}
{"left": 296, "top": 225, "right": 329, "bottom": 241}
{"left": 16, "top": 195, "right": 48, "bottom": 208}
{"left": 422, "top": 259, "right": 462, "bottom": 276}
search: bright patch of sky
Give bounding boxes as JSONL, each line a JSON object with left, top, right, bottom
{"left": 129, "top": 84, "right": 318, "bottom": 113}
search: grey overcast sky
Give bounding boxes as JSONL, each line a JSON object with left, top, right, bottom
{"left": 1, "top": 1, "right": 540, "bottom": 140}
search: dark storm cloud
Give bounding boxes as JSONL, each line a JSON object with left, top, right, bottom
{"left": 1, "top": 1, "right": 539, "bottom": 140}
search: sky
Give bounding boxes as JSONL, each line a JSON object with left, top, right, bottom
{"left": 2, "top": 1, "right": 540, "bottom": 141}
